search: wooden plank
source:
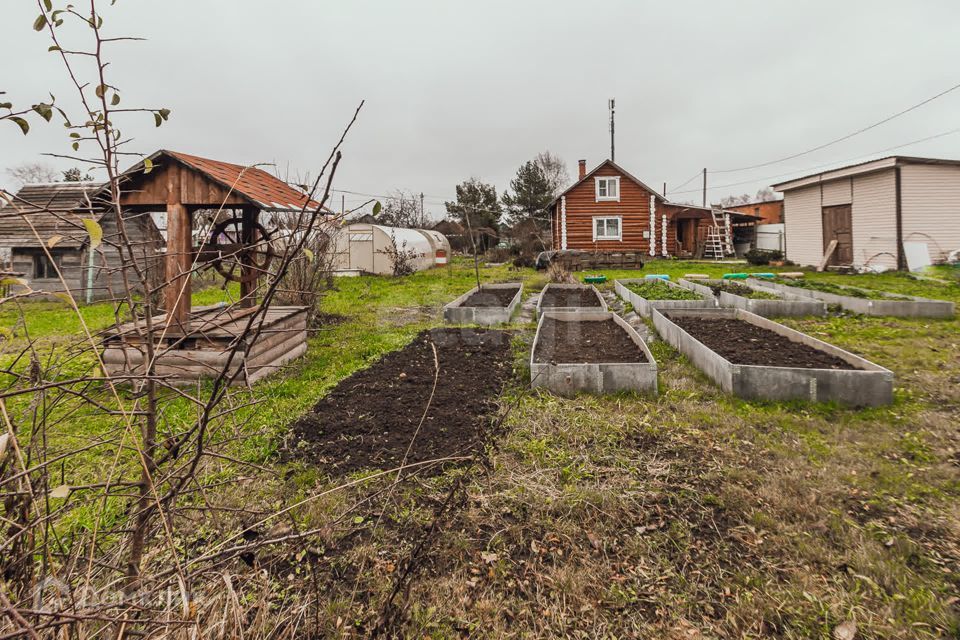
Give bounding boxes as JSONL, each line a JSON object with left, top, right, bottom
{"left": 818, "top": 240, "right": 838, "bottom": 272}
{"left": 164, "top": 202, "right": 192, "bottom": 332}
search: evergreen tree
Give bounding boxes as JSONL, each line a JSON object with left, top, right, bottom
{"left": 444, "top": 178, "right": 502, "bottom": 251}
{"left": 501, "top": 160, "right": 553, "bottom": 231}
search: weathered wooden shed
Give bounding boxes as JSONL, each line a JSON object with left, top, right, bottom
{"left": 0, "top": 181, "right": 162, "bottom": 301}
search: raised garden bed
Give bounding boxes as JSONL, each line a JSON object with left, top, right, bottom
{"left": 531, "top": 311, "right": 657, "bottom": 396}
{"left": 614, "top": 278, "right": 716, "bottom": 318}
{"left": 285, "top": 328, "right": 513, "bottom": 474}
{"left": 750, "top": 278, "right": 955, "bottom": 319}
{"left": 651, "top": 308, "right": 893, "bottom": 406}
{"left": 679, "top": 278, "right": 826, "bottom": 318}
{"left": 536, "top": 283, "right": 606, "bottom": 317}
{"left": 444, "top": 283, "right": 523, "bottom": 325}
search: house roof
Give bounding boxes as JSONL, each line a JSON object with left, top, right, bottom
{"left": 0, "top": 182, "right": 106, "bottom": 248}
{"left": 772, "top": 155, "right": 960, "bottom": 192}
{"left": 124, "top": 150, "right": 325, "bottom": 212}
{"left": 722, "top": 198, "right": 784, "bottom": 210}
{"left": 549, "top": 159, "right": 667, "bottom": 208}
{"left": 660, "top": 201, "right": 762, "bottom": 221}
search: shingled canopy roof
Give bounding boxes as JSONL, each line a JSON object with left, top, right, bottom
{"left": 122, "top": 150, "right": 325, "bottom": 213}
{"left": 0, "top": 182, "right": 106, "bottom": 248}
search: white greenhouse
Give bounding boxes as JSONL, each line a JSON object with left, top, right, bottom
{"left": 330, "top": 223, "right": 451, "bottom": 275}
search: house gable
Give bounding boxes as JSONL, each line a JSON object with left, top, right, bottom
{"left": 551, "top": 160, "right": 667, "bottom": 253}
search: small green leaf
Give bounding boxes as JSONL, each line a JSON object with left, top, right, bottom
{"left": 69, "top": 132, "right": 80, "bottom": 138}
{"left": 10, "top": 117, "right": 29, "bottom": 135}
{"left": 303, "top": 247, "right": 314, "bottom": 263}
{"left": 0, "top": 277, "right": 28, "bottom": 288}
{"left": 33, "top": 14, "right": 47, "bottom": 31}
{"left": 82, "top": 218, "right": 103, "bottom": 249}
{"left": 158, "top": 108, "right": 171, "bottom": 121}
{"left": 352, "top": 516, "right": 364, "bottom": 525}
{"left": 0, "top": 102, "right": 12, "bottom": 110}
{"left": 43, "top": 0, "right": 53, "bottom": 10}
{"left": 95, "top": 84, "right": 107, "bottom": 99}
{"left": 154, "top": 112, "right": 162, "bottom": 127}
{"left": 110, "top": 93, "right": 120, "bottom": 106}
{"left": 48, "top": 45, "right": 60, "bottom": 52}
{"left": 72, "top": 141, "right": 79, "bottom": 151}
{"left": 372, "top": 201, "right": 382, "bottom": 216}
{"left": 32, "top": 103, "right": 53, "bottom": 122}
{"left": 143, "top": 157, "right": 153, "bottom": 174}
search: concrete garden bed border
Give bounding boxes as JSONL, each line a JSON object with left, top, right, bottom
{"left": 748, "top": 278, "right": 955, "bottom": 319}
{"left": 536, "top": 283, "right": 607, "bottom": 317}
{"left": 531, "top": 311, "right": 658, "bottom": 396}
{"left": 443, "top": 283, "right": 523, "bottom": 325}
{"left": 614, "top": 278, "right": 717, "bottom": 318}
{"left": 678, "top": 278, "right": 826, "bottom": 317}
{"left": 650, "top": 307, "right": 893, "bottom": 406}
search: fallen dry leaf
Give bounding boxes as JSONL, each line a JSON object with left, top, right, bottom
{"left": 833, "top": 620, "right": 857, "bottom": 640}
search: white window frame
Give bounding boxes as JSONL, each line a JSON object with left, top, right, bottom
{"left": 594, "top": 176, "right": 620, "bottom": 202}
{"left": 592, "top": 216, "right": 622, "bottom": 241}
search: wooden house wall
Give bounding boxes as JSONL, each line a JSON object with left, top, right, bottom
{"left": 560, "top": 165, "right": 669, "bottom": 254}
{"left": 11, "top": 209, "right": 161, "bottom": 301}
{"left": 86, "top": 209, "right": 162, "bottom": 300}
{"left": 12, "top": 248, "right": 85, "bottom": 295}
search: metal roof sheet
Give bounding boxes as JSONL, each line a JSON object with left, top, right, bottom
{"left": 156, "top": 150, "right": 323, "bottom": 212}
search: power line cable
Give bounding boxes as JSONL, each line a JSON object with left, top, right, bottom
{"left": 667, "top": 126, "right": 960, "bottom": 196}
{"left": 709, "top": 79, "right": 960, "bottom": 174}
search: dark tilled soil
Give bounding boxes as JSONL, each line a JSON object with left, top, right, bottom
{"left": 534, "top": 317, "right": 647, "bottom": 364}
{"left": 462, "top": 286, "right": 520, "bottom": 307}
{"left": 540, "top": 287, "right": 602, "bottom": 308}
{"left": 672, "top": 317, "right": 858, "bottom": 369}
{"left": 286, "top": 328, "right": 514, "bottom": 474}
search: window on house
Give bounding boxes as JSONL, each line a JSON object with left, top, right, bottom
{"left": 595, "top": 177, "right": 620, "bottom": 201}
{"left": 593, "top": 216, "right": 622, "bottom": 241}
{"left": 33, "top": 252, "right": 61, "bottom": 279}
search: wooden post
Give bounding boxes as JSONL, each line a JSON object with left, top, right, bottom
{"left": 164, "top": 202, "right": 192, "bottom": 332}
{"left": 239, "top": 206, "right": 257, "bottom": 307}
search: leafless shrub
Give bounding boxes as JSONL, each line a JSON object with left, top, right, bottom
{"left": 546, "top": 261, "right": 575, "bottom": 283}
{"left": 382, "top": 235, "right": 420, "bottom": 276}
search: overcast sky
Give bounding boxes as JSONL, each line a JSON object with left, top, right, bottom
{"left": 2, "top": 0, "right": 960, "bottom": 218}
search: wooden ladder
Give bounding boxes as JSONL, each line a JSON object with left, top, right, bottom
{"left": 702, "top": 209, "right": 729, "bottom": 260}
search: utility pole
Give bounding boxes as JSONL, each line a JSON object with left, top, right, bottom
{"left": 702, "top": 168, "right": 707, "bottom": 208}
{"left": 608, "top": 98, "right": 616, "bottom": 162}
{"left": 663, "top": 182, "right": 667, "bottom": 198}
{"left": 420, "top": 192, "right": 425, "bottom": 225}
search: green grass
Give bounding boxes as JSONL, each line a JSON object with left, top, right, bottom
{"left": 778, "top": 277, "right": 910, "bottom": 300}
{"left": 624, "top": 279, "right": 702, "bottom": 300}
{"left": 3, "top": 257, "right": 959, "bottom": 638}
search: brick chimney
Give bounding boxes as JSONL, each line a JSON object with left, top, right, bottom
{"left": 578, "top": 159, "right": 587, "bottom": 180}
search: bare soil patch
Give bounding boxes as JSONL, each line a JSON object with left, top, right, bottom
{"left": 463, "top": 285, "right": 520, "bottom": 307}
{"left": 286, "top": 328, "right": 514, "bottom": 474}
{"left": 534, "top": 317, "right": 646, "bottom": 363}
{"left": 540, "top": 287, "right": 602, "bottom": 308}
{"left": 672, "top": 317, "right": 858, "bottom": 369}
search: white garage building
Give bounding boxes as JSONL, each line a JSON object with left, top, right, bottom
{"left": 772, "top": 156, "right": 960, "bottom": 270}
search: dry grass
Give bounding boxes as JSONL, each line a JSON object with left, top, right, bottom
{"left": 6, "top": 261, "right": 959, "bottom": 639}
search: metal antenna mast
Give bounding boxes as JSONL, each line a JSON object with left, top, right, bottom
{"left": 608, "top": 98, "right": 616, "bottom": 162}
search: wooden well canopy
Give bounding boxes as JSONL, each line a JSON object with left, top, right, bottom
{"left": 116, "top": 150, "right": 323, "bottom": 332}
